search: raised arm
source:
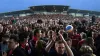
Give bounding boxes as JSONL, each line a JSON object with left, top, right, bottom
{"left": 59, "top": 31, "right": 74, "bottom": 56}
{"left": 45, "top": 31, "right": 56, "bottom": 52}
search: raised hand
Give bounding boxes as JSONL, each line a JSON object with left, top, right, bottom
{"left": 45, "top": 30, "right": 56, "bottom": 52}
{"left": 2, "top": 52, "right": 7, "bottom": 56}
{"left": 51, "top": 31, "right": 56, "bottom": 42}
{"left": 47, "top": 30, "right": 52, "bottom": 38}
{"left": 58, "top": 30, "right": 74, "bottom": 56}
{"left": 58, "top": 30, "right": 65, "bottom": 41}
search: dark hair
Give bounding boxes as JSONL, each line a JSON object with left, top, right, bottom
{"left": 63, "top": 32, "right": 68, "bottom": 39}
{"left": 0, "top": 33, "right": 5, "bottom": 42}
{"left": 49, "top": 30, "right": 53, "bottom": 38}
{"left": 3, "top": 34, "right": 10, "bottom": 38}
{"left": 65, "top": 38, "right": 71, "bottom": 41}
{"left": 86, "top": 37, "right": 93, "bottom": 44}
{"left": 19, "top": 32, "right": 29, "bottom": 42}
{"left": 56, "top": 40, "right": 64, "bottom": 44}
{"left": 34, "top": 29, "right": 40, "bottom": 36}
{"left": 10, "top": 34, "right": 19, "bottom": 42}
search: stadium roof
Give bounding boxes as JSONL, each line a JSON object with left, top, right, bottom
{"left": 30, "top": 5, "right": 69, "bottom": 12}
{"left": 0, "top": 10, "right": 33, "bottom": 16}
{"left": 68, "top": 9, "right": 100, "bottom": 15}
{"left": 0, "top": 5, "right": 100, "bottom": 17}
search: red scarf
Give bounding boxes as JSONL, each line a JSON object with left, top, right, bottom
{"left": 32, "top": 36, "right": 38, "bottom": 42}
{"left": 20, "top": 43, "right": 31, "bottom": 53}
{"left": 8, "top": 50, "right": 13, "bottom": 56}
{"left": 21, "top": 43, "right": 26, "bottom": 49}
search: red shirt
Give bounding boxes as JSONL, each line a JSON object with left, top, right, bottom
{"left": 71, "top": 34, "right": 82, "bottom": 47}
{"left": 78, "top": 39, "right": 85, "bottom": 46}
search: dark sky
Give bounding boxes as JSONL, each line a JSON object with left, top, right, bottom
{"left": 0, "top": 0, "right": 99, "bottom": 13}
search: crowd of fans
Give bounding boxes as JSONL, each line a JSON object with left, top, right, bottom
{"left": 0, "top": 14, "right": 100, "bottom": 56}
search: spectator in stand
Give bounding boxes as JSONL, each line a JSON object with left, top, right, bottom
{"left": 19, "top": 32, "right": 31, "bottom": 56}
{"left": 4, "top": 34, "right": 27, "bottom": 56}
{"left": 80, "top": 45, "right": 96, "bottom": 56}
{"left": 45, "top": 30, "right": 74, "bottom": 56}
{"left": 0, "top": 13, "right": 100, "bottom": 56}
{"left": 66, "top": 38, "right": 80, "bottom": 56}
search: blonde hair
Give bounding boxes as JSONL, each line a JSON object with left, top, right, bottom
{"left": 80, "top": 45, "right": 93, "bottom": 54}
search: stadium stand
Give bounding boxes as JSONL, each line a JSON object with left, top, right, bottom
{"left": 0, "top": 5, "right": 100, "bottom": 56}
